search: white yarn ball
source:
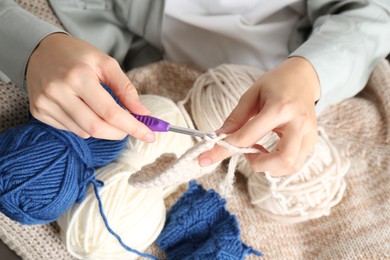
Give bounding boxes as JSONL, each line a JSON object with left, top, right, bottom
{"left": 57, "top": 164, "right": 165, "bottom": 260}
{"left": 189, "top": 64, "right": 264, "bottom": 132}
{"left": 57, "top": 95, "right": 195, "bottom": 259}
{"left": 186, "top": 64, "right": 349, "bottom": 222}
{"left": 247, "top": 129, "right": 349, "bottom": 223}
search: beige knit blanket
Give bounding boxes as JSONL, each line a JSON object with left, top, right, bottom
{"left": 0, "top": 1, "right": 389, "bottom": 259}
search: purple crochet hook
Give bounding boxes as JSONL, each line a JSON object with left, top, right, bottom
{"left": 132, "top": 113, "right": 216, "bottom": 139}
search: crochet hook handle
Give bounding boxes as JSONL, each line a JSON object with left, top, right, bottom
{"left": 132, "top": 113, "right": 216, "bottom": 139}
{"left": 131, "top": 113, "right": 170, "bottom": 132}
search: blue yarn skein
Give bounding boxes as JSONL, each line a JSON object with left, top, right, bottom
{"left": 0, "top": 83, "right": 128, "bottom": 224}
{"left": 0, "top": 119, "right": 128, "bottom": 225}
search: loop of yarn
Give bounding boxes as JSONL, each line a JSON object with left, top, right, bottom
{"left": 58, "top": 95, "right": 195, "bottom": 259}
{"left": 179, "top": 64, "right": 349, "bottom": 222}
{"left": 157, "top": 181, "right": 263, "bottom": 259}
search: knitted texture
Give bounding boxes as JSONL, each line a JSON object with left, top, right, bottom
{"left": 157, "top": 181, "right": 262, "bottom": 259}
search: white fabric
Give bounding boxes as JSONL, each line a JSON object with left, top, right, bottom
{"left": 162, "top": 0, "right": 305, "bottom": 70}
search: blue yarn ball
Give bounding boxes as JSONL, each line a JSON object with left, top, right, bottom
{"left": 0, "top": 83, "right": 128, "bottom": 224}
{"left": 0, "top": 117, "right": 128, "bottom": 225}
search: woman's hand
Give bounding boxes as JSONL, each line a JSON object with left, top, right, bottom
{"left": 26, "top": 33, "right": 155, "bottom": 142}
{"left": 198, "top": 57, "right": 320, "bottom": 176}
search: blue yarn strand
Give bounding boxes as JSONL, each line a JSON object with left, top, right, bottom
{"left": 91, "top": 180, "right": 158, "bottom": 260}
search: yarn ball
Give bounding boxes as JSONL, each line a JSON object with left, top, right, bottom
{"left": 184, "top": 64, "right": 349, "bottom": 222}
{"left": 0, "top": 118, "right": 127, "bottom": 225}
{"left": 57, "top": 163, "right": 165, "bottom": 260}
{"left": 185, "top": 64, "right": 263, "bottom": 132}
{"left": 0, "top": 83, "right": 127, "bottom": 225}
{"left": 157, "top": 181, "right": 262, "bottom": 259}
{"left": 247, "top": 129, "right": 349, "bottom": 223}
{"left": 57, "top": 95, "right": 195, "bottom": 259}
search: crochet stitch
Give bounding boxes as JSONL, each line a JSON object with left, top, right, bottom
{"left": 128, "top": 134, "right": 259, "bottom": 197}
{"left": 128, "top": 136, "right": 222, "bottom": 189}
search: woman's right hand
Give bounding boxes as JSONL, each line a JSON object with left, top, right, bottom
{"left": 26, "top": 33, "right": 155, "bottom": 142}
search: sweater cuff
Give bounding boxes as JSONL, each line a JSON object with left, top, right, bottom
{"left": 0, "top": 3, "right": 67, "bottom": 90}
{"left": 290, "top": 31, "right": 370, "bottom": 115}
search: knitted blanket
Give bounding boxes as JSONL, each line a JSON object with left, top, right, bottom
{"left": 0, "top": 1, "right": 389, "bottom": 259}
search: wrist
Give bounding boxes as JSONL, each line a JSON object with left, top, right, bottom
{"left": 287, "top": 56, "right": 321, "bottom": 102}
{"left": 27, "top": 33, "right": 69, "bottom": 80}
{"left": 33, "top": 32, "right": 69, "bottom": 52}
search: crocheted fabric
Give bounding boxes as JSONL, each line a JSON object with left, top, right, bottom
{"left": 156, "top": 181, "right": 262, "bottom": 259}
{"left": 128, "top": 137, "right": 222, "bottom": 189}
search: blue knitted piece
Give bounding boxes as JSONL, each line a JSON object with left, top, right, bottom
{"left": 157, "top": 181, "right": 263, "bottom": 259}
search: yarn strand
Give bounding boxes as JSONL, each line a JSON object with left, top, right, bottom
{"left": 92, "top": 179, "right": 158, "bottom": 260}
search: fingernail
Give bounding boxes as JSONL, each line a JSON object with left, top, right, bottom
{"left": 245, "top": 153, "right": 258, "bottom": 160}
{"left": 199, "top": 157, "right": 212, "bottom": 167}
{"left": 143, "top": 133, "right": 155, "bottom": 143}
{"left": 215, "top": 127, "right": 225, "bottom": 135}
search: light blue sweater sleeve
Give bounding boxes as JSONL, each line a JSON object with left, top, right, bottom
{"left": 0, "top": 0, "right": 65, "bottom": 89}
{"left": 290, "top": 0, "right": 390, "bottom": 114}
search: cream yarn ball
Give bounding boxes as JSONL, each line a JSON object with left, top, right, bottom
{"left": 246, "top": 128, "right": 349, "bottom": 223}
{"left": 182, "top": 64, "right": 264, "bottom": 132}
{"left": 57, "top": 95, "right": 195, "bottom": 259}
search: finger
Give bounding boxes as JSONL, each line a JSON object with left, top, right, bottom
{"left": 244, "top": 126, "right": 303, "bottom": 176}
{"left": 200, "top": 105, "right": 284, "bottom": 166}
{"left": 217, "top": 87, "right": 259, "bottom": 134}
{"left": 54, "top": 89, "right": 130, "bottom": 140}
{"left": 30, "top": 96, "right": 90, "bottom": 138}
{"left": 224, "top": 103, "right": 288, "bottom": 149}
{"left": 33, "top": 113, "right": 67, "bottom": 131}
{"left": 77, "top": 81, "right": 155, "bottom": 141}
{"left": 98, "top": 57, "right": 150, "bottom": 115}
{"left": 198, "top": 142, "right": 234, "bottom": 167}
{"left": 36, "top": 113, "right": 91, "bottom": 139}
{"left": 251, "top": 143, "right": 269, "bottom": 154}
{"left": 290, "top": 131, "right": 318, "bottom": 173}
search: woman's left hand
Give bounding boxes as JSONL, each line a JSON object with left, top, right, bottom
{"left": 198, "top": 57, "right": 321, "bottom": 176}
